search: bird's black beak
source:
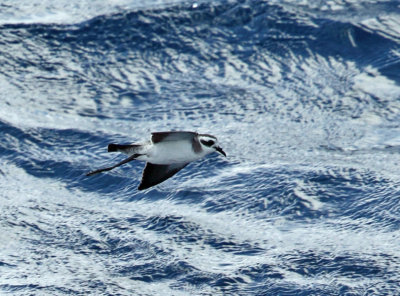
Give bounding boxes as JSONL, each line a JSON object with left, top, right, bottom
{"left": 215, "top": 146, "right": 226, "bottom": 157}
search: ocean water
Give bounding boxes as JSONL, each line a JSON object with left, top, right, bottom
{"left": 1, "top": 0, "right": 400, "bottom": 295}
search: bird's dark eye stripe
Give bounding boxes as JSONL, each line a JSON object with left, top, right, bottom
{"left": 201, "top": 139, "right": 214, "bottom": 147}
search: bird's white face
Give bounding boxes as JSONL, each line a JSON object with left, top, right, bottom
{"left": 198, "top": 135, "right": 226, "bottom": 157}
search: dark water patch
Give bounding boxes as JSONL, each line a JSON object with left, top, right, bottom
{"left": 0, "top": 119, "right": 109, "bottom": 159}
{"left": 240, "top": 264, "right": 284, "bottom": 281}
{"left": 0, "top": 284, "right": 41, "bottom": 293}
{"left": 141, "top": 214, "right": 265, "bottom": 255}
{"left": 0, "top": 261, "right": 16, "bottom": 268}
{"left": 282, "top": 251, "right": 383, "bottom": 278}
{"left": 212, "top": 275, "right": 248, "bottom": 294}
{"left": 124, "top": 260, "right": 197, "bottom": 283}
{"left": 378, "top": 59, "right": 400, "bottom": 83}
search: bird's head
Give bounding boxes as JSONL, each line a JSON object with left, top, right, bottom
{"left": 198, "top": 134, "right": 226, "bottom": 157}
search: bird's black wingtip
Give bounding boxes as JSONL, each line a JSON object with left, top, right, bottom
{"left": 137, "top": 183, "right": 148, "bottom": 190}
{"left": 108, "top": 143, "right": 118, "bottom": 152}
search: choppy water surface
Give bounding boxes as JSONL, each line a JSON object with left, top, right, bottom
{"left": 1, "top": 0, "right": 400, "bottom": 295}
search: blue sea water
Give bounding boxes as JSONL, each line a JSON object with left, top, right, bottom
{"left": 1, "top": 0, "right": 400, "bottom": 295}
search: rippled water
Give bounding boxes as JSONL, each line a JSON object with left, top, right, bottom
{"left": 1, "top": 0, "right": 400, "bottom": 295}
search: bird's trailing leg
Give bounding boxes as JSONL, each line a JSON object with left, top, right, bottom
{"left": 86, "top": 154, "right": 141, "bottom": 176}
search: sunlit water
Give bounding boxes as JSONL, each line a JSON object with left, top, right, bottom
{"left": 1, "top": 1, "right": 400, "bottom": 295}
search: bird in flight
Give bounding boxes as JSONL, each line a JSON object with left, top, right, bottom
{"left": 86, "top": 131, "right": 226, "bottom": 190}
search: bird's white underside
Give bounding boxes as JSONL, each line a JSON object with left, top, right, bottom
{"left": 133, "top": 140, "right": 210, "bottom": 165}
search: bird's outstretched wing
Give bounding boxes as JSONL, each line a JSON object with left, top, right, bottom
{"left": 151, "top": 131, "right": 197, "bottom": 144}
{"left": 138, "top": 162, "right": 188, "bottom": 190}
